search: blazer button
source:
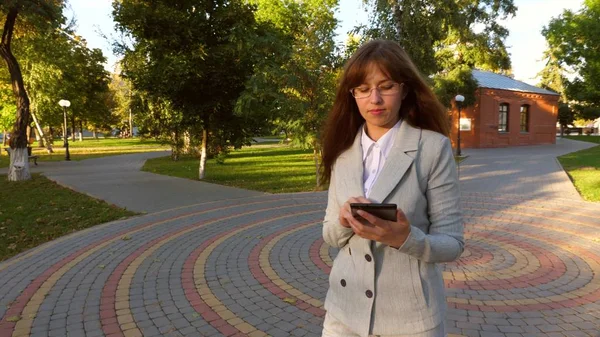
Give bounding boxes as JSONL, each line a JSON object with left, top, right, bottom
{"left": 365, "top": 290, "right": 373, "bottom": 298}
{"left": 340, "top": 279, "right": 346, "bottom": 287}
{"left": 364, "top": 254, "right": 372, "bottom": 262}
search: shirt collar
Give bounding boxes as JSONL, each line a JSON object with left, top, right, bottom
{"left": 361, "top": 119, "right": 402, "bottom": 161}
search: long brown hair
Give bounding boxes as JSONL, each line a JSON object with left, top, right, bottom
{"left": 320, "top": 39, "right": 449, "bottom": 185}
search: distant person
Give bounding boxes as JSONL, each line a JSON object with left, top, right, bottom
{"left": 320, "top": 39, "right": 464, "bottom": 337}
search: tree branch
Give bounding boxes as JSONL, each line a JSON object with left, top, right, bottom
{"left": 1, "top": 7, "right": 18, "bottom": 49}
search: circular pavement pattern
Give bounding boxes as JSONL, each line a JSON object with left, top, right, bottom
{"left": 0, "top": 192, "right": 599, "bottom": 337}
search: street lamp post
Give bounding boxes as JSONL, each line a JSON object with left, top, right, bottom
{"left": 455, "top": 95, "right": 465, "bottom": 157}
{"left": 58, "top": 99, "right": 71, "bottom": 161}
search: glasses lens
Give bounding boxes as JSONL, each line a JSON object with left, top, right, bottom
{"left": 351, "top": 83, "right": 400, "bottom": 98}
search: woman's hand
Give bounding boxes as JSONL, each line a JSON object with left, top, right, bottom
{"left": 339, "top": 196, "right": 372, "bottom": 228}
{"left": 348, "top": 206, "right": 412, "bottom": 248}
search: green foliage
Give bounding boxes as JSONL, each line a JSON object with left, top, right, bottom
{"left": 557, "top": 103, "right": 574, "bottom": 130}
{"left": 357, "top": 0, "right": 516, "bottom": 108}
{"left": 0, "top": 174, "right": 136, "bottom": 261}
{"left": 360, "top": 0, "right": 516, "bottom": 76}
{"left": 543, "top": 0, "right": 600, "bottom": 120}
{"left": 432, "top": 65, "right": 478, "bottom": 108}
{"left": 238, "top": 0, "right": 339, "bottom": 150}
{"left": 113, "top": 0, "right": 261, "bottom": 159}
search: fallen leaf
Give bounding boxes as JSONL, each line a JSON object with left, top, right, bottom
{"left": 283, "top": 297, "right": 297, "bottom": 304}
{"left": 6, "top": 316, "right": 20, "bottom": 322}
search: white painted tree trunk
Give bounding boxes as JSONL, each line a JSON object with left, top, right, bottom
{"left": 313, "top": 145, "right": 321, "bottom": 188}
{"left": 199, "top": 128, "right": 207, "bottom": 180}
{"left": 7, "top": 147, "right": 31, "bottom": 181}
{"left": 2, "top": 130, "right": 6, "bottom": 146}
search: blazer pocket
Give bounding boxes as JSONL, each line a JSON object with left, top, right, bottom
{"left": 409, "top": 256, "right": 428, "bottom": 308}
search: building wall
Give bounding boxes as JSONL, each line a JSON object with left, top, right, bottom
{"left": 450, "top": 88, "right": 559, "bottom": 149}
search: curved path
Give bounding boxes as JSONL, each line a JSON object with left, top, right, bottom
{"left": 0, "top": 138, "right": 599, "bottom": 337}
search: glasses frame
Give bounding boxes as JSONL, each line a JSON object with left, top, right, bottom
{"left": 349, "top": 82, "right": 403, "bottom": 99}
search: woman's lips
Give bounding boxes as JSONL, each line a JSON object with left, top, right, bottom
{"left": 369, "top": 109, "right": 385, "bottom": 115}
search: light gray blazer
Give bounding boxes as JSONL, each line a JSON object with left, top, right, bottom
{"left": 322, "top": 121, "right": 464, "bottom": 337}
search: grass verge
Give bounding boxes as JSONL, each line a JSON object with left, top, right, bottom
{"left": 0, "top": 138, "right": 169, "bottom": 168}
{"left": 0, "top": 174, "right": 137, "bottom": 261}
{"left": 143, "top": 144, "right": 321, "bottom": 193}
{"left": 557, "top": 138, "right": 600, "bottom": 202}
{"left": 562, "top": 135, "right": 600, "bottom": 144}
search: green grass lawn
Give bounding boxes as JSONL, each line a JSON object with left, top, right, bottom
{"left": 0, "top": 137, "right": 169, "bottom": 168}
{"left": 558, "top": 137, "right": 600, "bottom": 202}
{"left": 143, "top": 144, "right": 321, "bottom": 193}
{"left": 562, "top": 135, "right": 600, "bottom": 144}
{"left": 0, "top": 174, "right": 137, "bottom": 262}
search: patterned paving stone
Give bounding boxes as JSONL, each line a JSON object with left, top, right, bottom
{"left": 1, "top": 191, "right": 600, "bottom": 336}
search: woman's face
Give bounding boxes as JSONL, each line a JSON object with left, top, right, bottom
{"left": 353, "top": 63, "right": 405, "bottom": 141}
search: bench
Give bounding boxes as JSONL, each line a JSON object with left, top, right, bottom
{"left": 3, "top": 147, "right": 39, "bottom": 166}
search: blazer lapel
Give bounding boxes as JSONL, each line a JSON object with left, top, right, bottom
{"left": 335, "top": 131, "right": 365, "bottom": 198}
{"left": 368, "top": 122, "right": 421, "bottom": 203}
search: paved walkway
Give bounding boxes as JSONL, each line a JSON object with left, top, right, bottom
{"left": 1, "top": 139, "right": 599, "bottom": 337}
{"left": 0, "top": 151, "right": 265, "bottom": 213}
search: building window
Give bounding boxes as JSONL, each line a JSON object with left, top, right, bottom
{"left": 499, "top": 103, "right": 509, "bottom": 132}
{"left": 520, "top": 105, "right": 530, "bottom": 132}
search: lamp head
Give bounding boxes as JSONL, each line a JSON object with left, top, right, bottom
{"left": 455, "top": 95, "right": 465, "bottom": 103}
{"left": 58, "top": 99, "right": 71, "bottom": 107}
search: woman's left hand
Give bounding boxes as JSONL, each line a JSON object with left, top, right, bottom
{"left": 348, "top": 208, "right": 412, "bottom": 248}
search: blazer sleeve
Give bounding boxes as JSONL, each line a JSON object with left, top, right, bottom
{"left": 322, "top": 167, "right": 355, "bottom": 248}
{"left": 397, "top": 137, "right": 464, "bottom": 263}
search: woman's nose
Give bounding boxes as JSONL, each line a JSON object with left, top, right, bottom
{"left": 370, "top": 88, "right": 383, "bottom": 104}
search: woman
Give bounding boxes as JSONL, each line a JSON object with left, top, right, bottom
{"left": 320, "top": 40, "right": 464, "bottom": 337}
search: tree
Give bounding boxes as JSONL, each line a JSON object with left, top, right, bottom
{"left": 0, "top": 0, "right": 64, "bottom": 181}
{"left": 537, "top": 49, "right": 573, "bottom": 136}
{"left": 113, "top": 0, "right": 261, "bottom": 179}
{"left": 542, "top": 0, "right": 600, "bottom": 121}
{"left": 358, "top": 0, "right": 516, "bottom": 106}
{"left": 238, "top": 0, "right": 340, "bottom": 187}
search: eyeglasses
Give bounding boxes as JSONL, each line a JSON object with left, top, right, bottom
{"left": 350, "top": 82, "right": 403, "bottom": 99}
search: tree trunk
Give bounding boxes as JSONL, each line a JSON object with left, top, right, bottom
{"left": 30, "top": 110, "right": 53, "bottom": 153}
{"left": 183, "top": 130, "right": 192, "bottom": 155}
{"left": 2, "top": 130, "right": 7, "bottom": 146}
{"left": 129, "top": 109, "right": 133, "bottom": 138}
{"left": 199, "top": 128, "right": 208, "bottom": 180}
{"left": 93, "top": 128, "right": 98, "bottom": 139}
{"left": 33, "top": 126, "right": 44, "bottom": 147}
{"left": 313, "top": 142, "right": 321, "bottom": 188}
{"left": 171, "top": 128, "right": 180, "bottom": 161}
{"left": 71, "top": 115, "right": 76, "bottom": 141}
{"left": 49, "top": 126, "right": 55, "bottom": 144}
{"left": 1, "top": 7, "right": 32, "bottom": 181}
{"left": 7, "top": 147, "right": 31, "bottom": 180}
{"left": 78, "top": 120, "right": 83, "bottom": 141}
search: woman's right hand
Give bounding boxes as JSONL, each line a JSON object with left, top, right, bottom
{"left": 339, "top": 196, "right": 372, "bottom": 228}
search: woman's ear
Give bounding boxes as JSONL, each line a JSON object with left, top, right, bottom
{"left": 401, "top": 87, "right": 409, "bottom": 100}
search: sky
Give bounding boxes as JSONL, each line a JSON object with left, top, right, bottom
{"left": 65, "top": 0, "right": 584, "bottom": 85}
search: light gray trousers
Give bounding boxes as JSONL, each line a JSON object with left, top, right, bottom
{"left": 321, "top": 312, "right": 446, "bottom": 337}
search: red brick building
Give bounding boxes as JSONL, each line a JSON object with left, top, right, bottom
{"left": 450, "top": 70, "right": 560, "bottom": 149}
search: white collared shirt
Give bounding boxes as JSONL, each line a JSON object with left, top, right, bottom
{"left": 361, "top": 120, "right": 402, "bottom": 198}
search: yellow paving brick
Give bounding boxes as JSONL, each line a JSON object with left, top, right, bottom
{"left": 121, "top": 322, "right": 138, "bottom": 331}
{"left": 115, "top": 300, "right": 129, "bottom": 310}
{"left": 247, "top": 329, "right": 269, "bottom": 337}
{"left": 119, "top": 314, "right": 134, "bottom": 324}
{"left": 235, "top": 322, "right": 257, "bottom": 334}
{"left": 123, "top": 328, "right": 143, "bottom": 337}
{"left": 483, "top": 300, "right": 506, "bottom": 306}
{"left": 227, "top": 317, "right": 244, "bottom": 326}
{"left": 218, "top": 310, "right": 236, "bottom": 320}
